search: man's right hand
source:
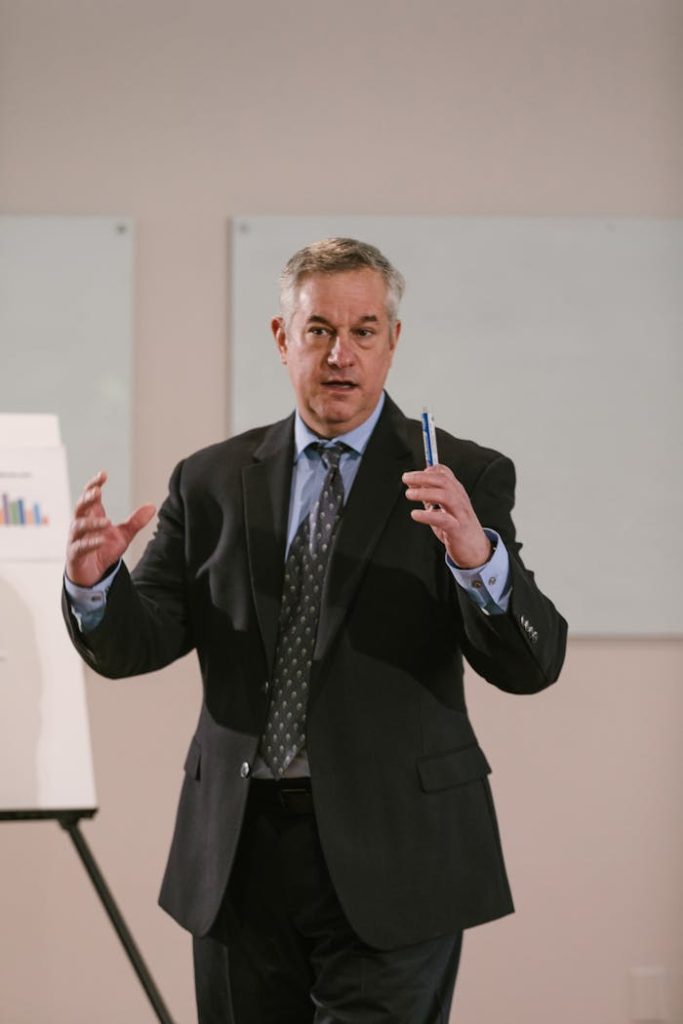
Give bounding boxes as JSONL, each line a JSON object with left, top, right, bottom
{"left": 66, "top": 470, "right": 156, "bottom": 587}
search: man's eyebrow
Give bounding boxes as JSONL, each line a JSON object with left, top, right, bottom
{"left": 306, "top": 314, "right": 335, "bottom": 327}
{"left": 305, "top": 314, "right": 380, "bottom": 325}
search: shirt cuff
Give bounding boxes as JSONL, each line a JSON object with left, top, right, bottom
{"left": 64, "top": 560, "right": 121, "bottom": 632}
{"left": 446, "top": 529, "right": 511, "bottom": 615}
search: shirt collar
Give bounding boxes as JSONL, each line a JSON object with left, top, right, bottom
{"left": 293, "top": 392, "right": 386, "bottom": 461}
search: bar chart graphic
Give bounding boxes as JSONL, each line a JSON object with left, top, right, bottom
{"left": 0, "top": 493, "right": 50, "bottom": 526}
{"left": 0, "top": 442, "right": 70, "bottom": 560}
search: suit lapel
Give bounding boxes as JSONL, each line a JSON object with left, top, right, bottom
{"left": 242, "top": 416, "right": 294, "bottom": 677}
{"left": 314, "top": 397, "right": 414, "bottom": 664}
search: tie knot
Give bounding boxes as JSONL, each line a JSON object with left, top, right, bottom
{"left": 312, "top": 442, "right": 346, "bottom": 471}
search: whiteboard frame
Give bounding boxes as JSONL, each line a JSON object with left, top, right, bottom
{"left": 231, "top": 215, "right": 683, "bottom": 637}
{"left": 0, "top": 215, "right": 133, "bottom": 523}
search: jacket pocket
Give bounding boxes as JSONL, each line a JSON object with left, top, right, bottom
{"left": 417, "top": 743, "right": 491, "bottom": 792}
{"left": 183, "top": 737, "right": 201, "bottom": 781}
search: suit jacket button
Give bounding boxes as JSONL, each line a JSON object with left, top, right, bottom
{"left": 263, "top": 680, "right": 269, "bottom": 693}
{"left": 239, "top": 762, "right": 251, "bottom": 779}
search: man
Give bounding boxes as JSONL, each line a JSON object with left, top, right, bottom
{"left": 64, "top": 237, "right": 567, "bottom": 1023}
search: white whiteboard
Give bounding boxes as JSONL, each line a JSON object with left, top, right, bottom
{"left": 232, "top": 217, "right": 683, "bottom": 636}
{"left": 0, "top": 216, "right": 133, "bottom": 523}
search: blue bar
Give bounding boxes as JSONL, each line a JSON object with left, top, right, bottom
{"left": 17, "top": 499, "right": 26, "bottom": 525}
{"left": 34, "top": 502, "right": 42, "bottom": 525}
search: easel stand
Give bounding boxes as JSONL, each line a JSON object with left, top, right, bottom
{"left": 2, "top": 810, "right": 177, "bottom": 1024}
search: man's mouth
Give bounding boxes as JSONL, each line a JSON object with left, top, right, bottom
{"left": 322, "top": 380, "right": 358, "bottom": 390}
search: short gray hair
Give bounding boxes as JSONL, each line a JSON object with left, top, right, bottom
{"left": 279, "top": 237, "right": 406, "bottom": 323}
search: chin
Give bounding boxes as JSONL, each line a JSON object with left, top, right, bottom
{"left": 310, "top": 409, "right": 356, "bottom": 437}
{"left": 317, "top": 396, "right": 357, "bottom": 417}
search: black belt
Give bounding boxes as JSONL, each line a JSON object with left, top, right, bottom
{"left": 248, "top": 777, "right": 314, "bottom": 815}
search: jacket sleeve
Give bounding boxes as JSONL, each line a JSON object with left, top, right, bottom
{"left": 454, "top": 453, "right": 568, "bottom": 694}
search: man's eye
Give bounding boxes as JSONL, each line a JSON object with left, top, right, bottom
{"left": 308, "top": 327, "right": 329, "bottom": 337}
{"left": 355, "top": 329, "right": 375, "bottom": 339}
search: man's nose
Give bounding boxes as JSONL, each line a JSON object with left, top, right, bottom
{"left": 327, "top": 333, "right": 355, "bottom": 367}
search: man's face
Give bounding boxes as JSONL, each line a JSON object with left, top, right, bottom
{"left": 273, "top": 269, "right": 401, "bottom": 438}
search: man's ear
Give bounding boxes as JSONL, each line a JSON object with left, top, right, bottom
{"left": 389, "top": 319, "right": 401, "bottom": 352}
{"left": 272, "top": 316, "right": 288, "bottom": 364}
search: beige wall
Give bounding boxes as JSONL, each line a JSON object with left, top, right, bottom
{"left": 1, "top": 1, "right": 681, "bottom": 1021}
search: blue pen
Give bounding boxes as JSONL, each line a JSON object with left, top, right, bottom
{"left": 421, "top": 409, "right": 439, "bottom": 467}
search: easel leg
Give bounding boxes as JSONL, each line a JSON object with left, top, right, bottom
{"left": 59, "top": 816, "right": 177, "bottom": 1024}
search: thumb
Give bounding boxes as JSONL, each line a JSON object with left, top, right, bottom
{"left": 120, "top": 503, "right": 156, "bottom": 543}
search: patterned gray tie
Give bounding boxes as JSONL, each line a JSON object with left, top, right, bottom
{"left": 261, "top": 442, "right": 346, "bottom": 777}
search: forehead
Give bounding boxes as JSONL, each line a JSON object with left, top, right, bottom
{"left": 292, "top": 269, "right": 389, "bottom": 319}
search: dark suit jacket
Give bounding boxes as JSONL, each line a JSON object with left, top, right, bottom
{"left": 63, "top": 395, "right": 567, "bottom": 950}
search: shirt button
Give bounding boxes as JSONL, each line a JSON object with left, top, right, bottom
{"left": 472, "top": 579, "right": 483, "bottom": 589}
{"left": 239, "top": 762, "right": 251, "bottom": 779}
{"left": 488, "top": 576, "right": 497, "bottom": 586}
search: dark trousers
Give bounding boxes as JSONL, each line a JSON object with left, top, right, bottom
{"left": 193, "top": 780, "right": 462, "bottom": 1024}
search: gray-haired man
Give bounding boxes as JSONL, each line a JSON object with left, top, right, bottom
{"left": 65, "top": 237, "right": 566, "bottom": 1022}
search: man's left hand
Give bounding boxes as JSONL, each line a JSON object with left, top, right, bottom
{"left": 403, "top": 465, "right": 491, "bottom": 569}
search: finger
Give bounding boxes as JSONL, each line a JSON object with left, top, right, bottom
{"left": 69, "top": 516, "right": 110, "bottom": 542}
{"left": 68, "top": 533, "right": 106, "bottom": 557}
{"left": 402, "top": 465, "right": 455, "bottom": 485}
{"left": 402, "top": 467, "right": 443, "bottom": 486}
{"left": 404, "top": 485, "right": 449, "bottom": 505}
{"left": 76, "top": 471, "right": 108, "bottom": 507}
{"left": 403, "top": 471, "right": 464, "bottom": 501}
{"left": 404, "top": 484, "right": 462, "bottom": 516}
{"left": 74, "top": 485, "right": 106, "bottom": 518}
{"left": 74, "top": 469, "right": 107, "bottom": 506}
{"left": 404, "top": 488, "right": 444, "bottom": 513}
{"left": 411, "top": 507, "right": 457, "bottom": 529}
{"left": 83, "top": 469, "right": 108, "bottom": 491}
